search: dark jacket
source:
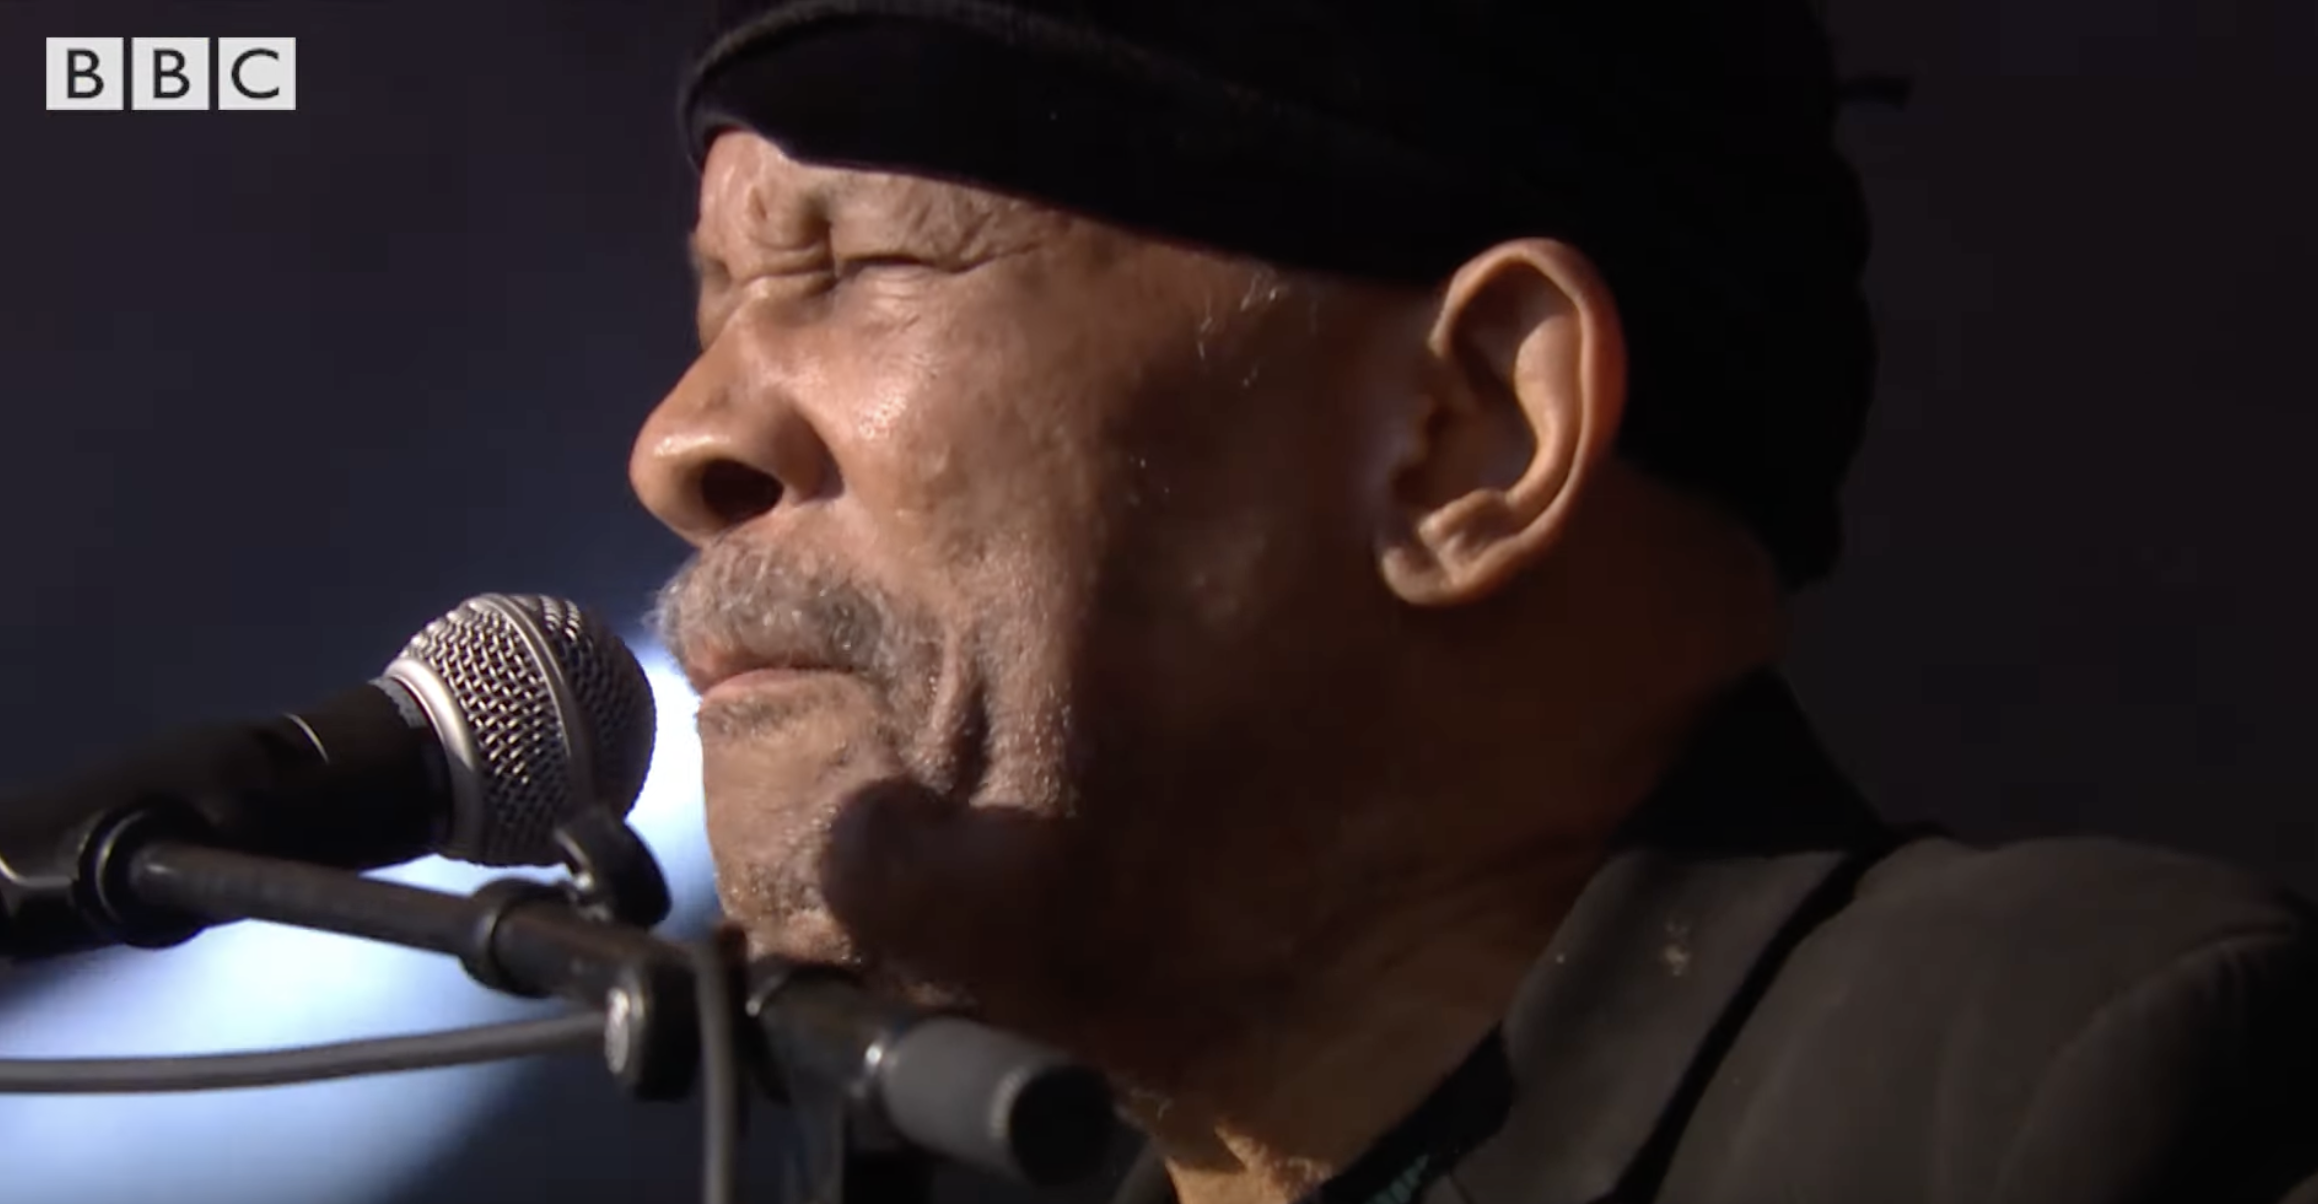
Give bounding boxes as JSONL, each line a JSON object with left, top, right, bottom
{"left": 1118, "top": 675, "right": 2318, "bottom": 1204}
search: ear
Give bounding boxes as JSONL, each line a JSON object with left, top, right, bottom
{"left": 1375, "top": 238, "right": 1627, "bottom": 608}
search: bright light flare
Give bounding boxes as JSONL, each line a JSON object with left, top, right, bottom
{"left": 0, "top": 636, "right": 710, "bottom": 1204}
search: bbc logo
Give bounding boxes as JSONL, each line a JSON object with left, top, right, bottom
{"left": 45, "top": 38, "right": 297, "bottom": 111}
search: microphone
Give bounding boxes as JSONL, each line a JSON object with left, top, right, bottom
{"left": 0, "top": 596, "right": 1123, "bottom": 1185}
{"left": 0, "top": 594, "right": 657, "bottom": 960}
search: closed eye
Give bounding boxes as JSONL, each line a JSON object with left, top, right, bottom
{"left": 834, "top": 254, "right": 934, "bottom": 282}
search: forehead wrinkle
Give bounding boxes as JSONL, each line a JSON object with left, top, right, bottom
{"left": 689, "top": 150, "right": 843, "bottom": 347}
{"left": 695, "top": 149, "right": 839, "bottom": 277}
{"left": 741, "top": 168, "right": 834, "bottom": 257}
{"left": 835, "top": 170, "right": 1069, "bottom": 259}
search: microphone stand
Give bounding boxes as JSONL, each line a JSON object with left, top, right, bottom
{"left": 28, "top": 801, "right": 1117, "bottom": 1204}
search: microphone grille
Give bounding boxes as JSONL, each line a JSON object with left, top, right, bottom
{"left": 385, "top": 594, "right": 657, "bottom": 866}
{"left": 516, "top": 595, "right": 659, "bottom": 816}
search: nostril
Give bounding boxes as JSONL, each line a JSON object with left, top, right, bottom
{"left": 696, "top": 459, "right": 784, "bottom": 528}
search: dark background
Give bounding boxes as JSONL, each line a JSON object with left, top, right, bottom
{"left": 1, "top": 1, "right": 2312, "bottom": 1202}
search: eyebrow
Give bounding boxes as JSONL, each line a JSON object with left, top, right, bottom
{"left": 685, "top": 232, "right": 728, "bottom": 353}
{"left": 686, "top": 164, "right": 881, "bottom": 289}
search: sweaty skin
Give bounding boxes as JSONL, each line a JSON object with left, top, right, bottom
{"left": 632, "top": 132, "right": 1782, "bottom": 1204}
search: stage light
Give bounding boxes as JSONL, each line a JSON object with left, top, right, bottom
{"left": 0, "top": 635, "right": 712, "bottom": 1204}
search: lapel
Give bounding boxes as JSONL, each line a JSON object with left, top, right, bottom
{"left": 1447, "top": 674, "right": 1899, "bottom": 1204}
{"left": 1110, "top": 674, "right": 1902, "bottom": 1204}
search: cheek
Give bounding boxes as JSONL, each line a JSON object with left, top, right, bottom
{"left": 1104, "top": 373, "right": 1370, "bottom": 638}
{"left": 807, "top": 256, "right": 1372, "bottom": 745}
{"left": 824, "top": 298, "right": 1120, "bottom": 610}
{"left": 819, "top": 304, "right": 1000, "bottom": 508}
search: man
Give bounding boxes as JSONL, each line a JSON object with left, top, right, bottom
{"left": 631, "top": 2, "right": 2318, "bottom": 1202}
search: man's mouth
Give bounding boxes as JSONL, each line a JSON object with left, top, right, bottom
{"left": 699, "top": 664, "right": 843, "bottom": 702}
{"left": 684, "top": 644, "right": 846, "bottom": 698}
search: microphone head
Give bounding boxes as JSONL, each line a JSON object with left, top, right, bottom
{"left": 381, "top": 594, "right": 657, "bottom": 866}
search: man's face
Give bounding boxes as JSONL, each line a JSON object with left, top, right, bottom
{"left": 633, "top": 133, "right": 1419, "bottom": 1043}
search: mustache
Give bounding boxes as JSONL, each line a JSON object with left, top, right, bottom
{"left": 648, "top": 537, "right": 912, "bottom": 696}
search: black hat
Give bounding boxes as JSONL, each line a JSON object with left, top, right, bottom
{"left": 680, "top": 0, "right": 1876, "bottom": 587}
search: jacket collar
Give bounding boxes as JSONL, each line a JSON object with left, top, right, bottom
{"left": 1110, "top": 673, "right": 1897, "bottom": 1204}
{"left": 1448, "top": 672, "right": 1895, "bottom": 1204}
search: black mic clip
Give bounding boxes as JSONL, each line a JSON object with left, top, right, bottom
{"left": 550, "top": 808, "right": 671, "bottom": 928}
{"left": 459, "top": 808, "right": 692, "bottom": 1101}
{"left": 422, "top": 808, "right": 688, "bottom": 1100}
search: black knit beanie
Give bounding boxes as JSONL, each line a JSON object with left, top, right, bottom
{"left": 677, "top": 0, "right": 1876, "bottom": 587}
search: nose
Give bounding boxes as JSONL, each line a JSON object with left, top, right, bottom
{"left": 629, "top": 336, "right": 830, "bottom": 546}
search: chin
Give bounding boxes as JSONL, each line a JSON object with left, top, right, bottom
{"left": 728, "top": 891, "right": 984, "bottom": 1014}
{"left": 708, "top": 777, "right": 955, "bottom": 971}
{"left": 702, "top": 702, "right": 1083, "bottom": 1024}
{"left": 732, "top": 895, "right": 866, "bottom": 970}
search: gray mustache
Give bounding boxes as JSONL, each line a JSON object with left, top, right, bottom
{"left": 649, "top": 538, "right": 902, "bottom": 688}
